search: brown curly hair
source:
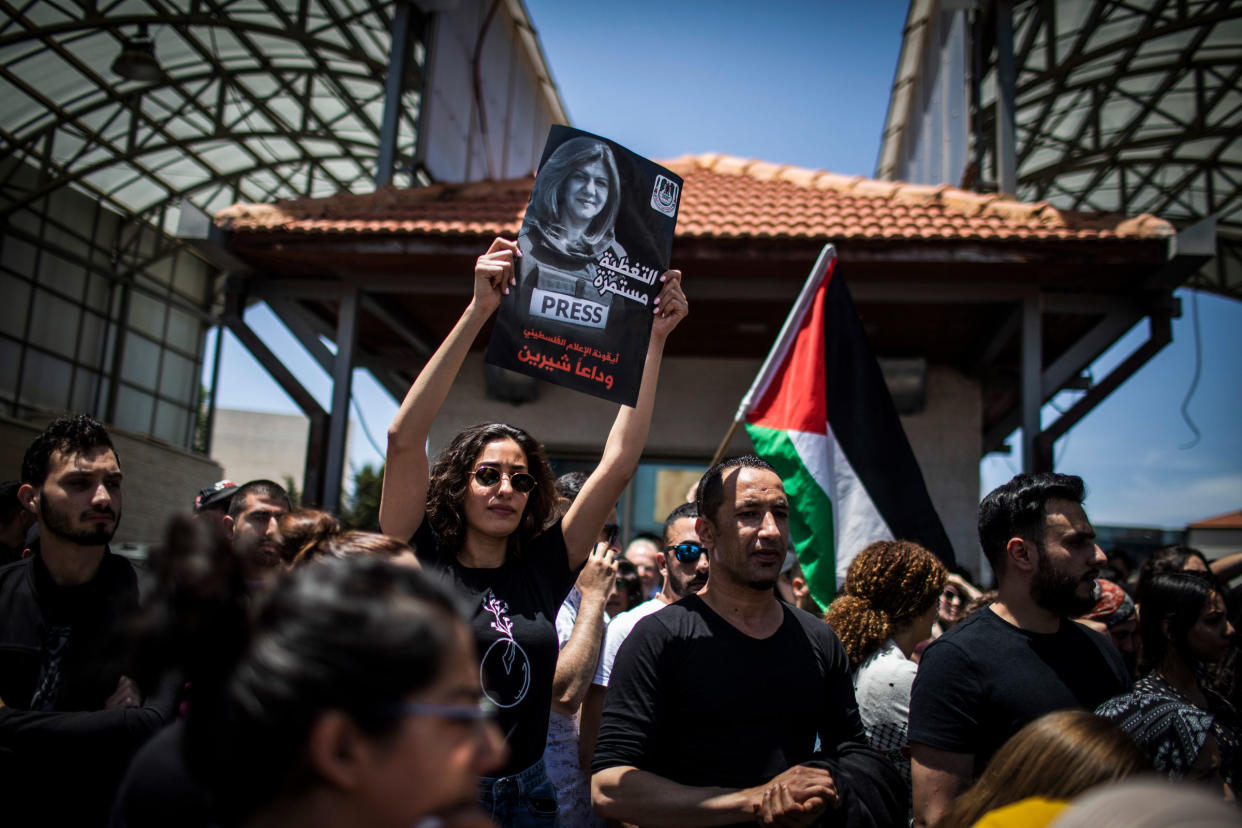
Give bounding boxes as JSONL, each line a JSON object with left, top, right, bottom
{"left": 824, "top": 540, "right": 947, "bottom": 668}
{"left": 425, "top": 423, "right": 558, "bottom": 557}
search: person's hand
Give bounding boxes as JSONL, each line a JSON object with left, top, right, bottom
{"left": 576, "top": 542, "right": 618, "bottom": 603}
{"left": 105, "top": 675, "right": 141, "bottom": 709}
{"left": 472, "top": 237, "right": 520, "bottom": 316}
{"left": 757, "top": 780, "right": 829, "bottom": 827}
{"left": 747, "top": 765, "right": 837, "bottom": 822}
{"left": 651, "top": 269, "right": 687, "bottom": 342}
{"left": 945, "top": 573, "right": 980, "bottom": 601}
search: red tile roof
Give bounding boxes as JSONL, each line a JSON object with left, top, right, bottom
{"left": 215, "top": 154, "right": 1174, "bottom": 242}
{"left": 1188, "top": 510, "right": 1242, "bottom": 529}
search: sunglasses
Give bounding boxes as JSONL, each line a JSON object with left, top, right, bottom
{"left": 665, "top": 542, "right": 709, "bottom": 564}
{"left": 600, "top": 522, "right": 620, "bottom": 546}
{"left": 473, "top": 466, "right": 537, "bottom": 494}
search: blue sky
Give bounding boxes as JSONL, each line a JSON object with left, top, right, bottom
{"left": 208, "top": 0, "right": 1240, "bottom": 528}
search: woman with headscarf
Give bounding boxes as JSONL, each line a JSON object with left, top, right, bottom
{"left": 1096, "top": 571, "right": 1239, "bottom": 800}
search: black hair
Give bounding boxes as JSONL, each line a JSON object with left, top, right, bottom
{"left": 21, "top": 414, "right": 118, "bottom": 487}
{"left": 977, "top": 472, "right": 1085, "bottom": 579}
{"left": 187, "top": 555, "right": 466, "bottom": 821}
{"left": 129, "top": 514, "right": 247, "bottom": 695}
{"left": 614, "top": 559, "right": 643, "bottom": 611}
{"left": 554, "top": 471, "right": 590, "bottom": 502}
{"left": 426, "top": 422, "right": 557, "bottom": 557}
{"left": 696, "top": 455, "right": 778, "bottom": 525}
{"left": 1136, "top": 545, "right": 1212, "bottom": 605}
{"left": 662, "top": 501, "right": 699, "bottom": 546}
{"left": 1138, "top": 571, "right": 1221, "bottom": 674}
{"left": 227, "top": 479, "right": 292, "bottom": 520}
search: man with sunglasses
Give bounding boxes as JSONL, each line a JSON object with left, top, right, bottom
{"left": 591, "top": 457, "right": 903, "bottom": 827}
{"left": 578, "top": 501, "right": 710, "bottom": 771}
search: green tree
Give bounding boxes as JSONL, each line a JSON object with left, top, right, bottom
{"left": 192, "top": 384, "right": 211, "bottom": 454}
{"left": 282, "top": 474, "right": 302, "bottom": 510}
{"left": 340, "top": 463, "right": 383, "bottom": 530}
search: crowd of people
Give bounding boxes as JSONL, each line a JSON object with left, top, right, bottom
{"left": 0, "top": 237, "right": 1239, "bottom": 827}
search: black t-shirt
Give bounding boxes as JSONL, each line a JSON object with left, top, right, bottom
{"left": 592, "top": 594, "right": 866, "bottom": 791}
{"left": 413, "top": 518, "right": 578, "bottom": 776}
{"left": 908, "top": 607, "right": 1130, "bottom": 774}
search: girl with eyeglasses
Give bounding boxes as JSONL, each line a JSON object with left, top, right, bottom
{"left": 173, "top": 549, "right": 507, "bottom": 828}
{"left": 380, "top": 237, "right": 687, "bottom": 826}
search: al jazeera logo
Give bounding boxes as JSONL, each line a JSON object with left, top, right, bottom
{"left": 651, "top": 175, "right": 679, "bottom": 217}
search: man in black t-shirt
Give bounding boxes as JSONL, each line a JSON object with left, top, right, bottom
{"left": 0, "top": 415, "right": 175, "bottom": 825}
{"left": 592, "top": 456, "right": 903, "bottom": 827}
{"left": 908, "top": 472, "right": 1130, "bottom": 828}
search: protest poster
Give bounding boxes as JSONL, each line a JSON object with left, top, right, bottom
{"left": 484, "top": 125, "right": 682, "bottom": 406}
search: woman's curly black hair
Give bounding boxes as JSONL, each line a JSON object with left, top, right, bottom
{"left": 425, "top": 422, "right": 558, "bottom": 557}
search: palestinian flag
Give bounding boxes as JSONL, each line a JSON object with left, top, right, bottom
{"left": 740, "top": 246, "right": 955, "bottom": 606}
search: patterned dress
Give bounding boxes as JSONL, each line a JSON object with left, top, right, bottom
{"left": 1096, "top": 672, "right": 1239, "bottom": 789}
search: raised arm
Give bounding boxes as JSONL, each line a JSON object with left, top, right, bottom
{"left": 561, "top": 271, "right": 687, "bottom": 567}
{"left": 379, "top": 238, "right": 519, "bottom": 540}
{"left": 551, "top": 544, "right": 616, "bottom": 715}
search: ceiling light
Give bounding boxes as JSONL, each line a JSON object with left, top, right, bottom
{"left": 111, "top": 24, "right": 164, "bottom": 83}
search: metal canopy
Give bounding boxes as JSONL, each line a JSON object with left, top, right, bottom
{"left": 0, "top": 0, "right": 426, "bottom": 229}
{"left": 970, "top": 0, "right": 1242, "bottom": 299}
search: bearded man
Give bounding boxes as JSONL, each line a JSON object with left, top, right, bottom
{"left": 0, "top": 415, "right": 174, "bottom": 824}
{"left": 908, "top": 472, "right": 1130, "bottom": 827}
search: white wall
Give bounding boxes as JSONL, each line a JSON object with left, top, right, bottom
{"left": 209, "top": 408, "right": 352, "bottom": 501}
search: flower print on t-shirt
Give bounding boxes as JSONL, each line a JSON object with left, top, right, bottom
{"left": 480, "top": 589, "right": 532, "bottom": 708}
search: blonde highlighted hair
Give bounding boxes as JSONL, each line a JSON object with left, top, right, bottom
{"left": 934, "top": 710, "right": 1148, "bottom": 828}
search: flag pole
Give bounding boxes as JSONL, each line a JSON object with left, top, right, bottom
{"left": 706, "top": 245, "right": 837, "bottom": 472}
{"left": 707, "top": 418, "right": 742, "bottom": 469}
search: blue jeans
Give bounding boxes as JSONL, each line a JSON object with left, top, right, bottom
{"left": 478, "top": 757, "right": 560, "bottom": 828}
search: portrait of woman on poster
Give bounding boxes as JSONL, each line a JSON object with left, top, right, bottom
{"left": 509, "top": 137, "right": 642, "bottom": 347}
{"left": 519, "top": 136, "right": 624, "bottom": 278}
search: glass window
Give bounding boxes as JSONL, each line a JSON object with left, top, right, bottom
{"left": 113, "top": 385, "right": 155, "bottom": 434}
{"left": 27, "top": 288, "right": 81, "bottom": 359}
{"left": 76, "top": 310, "right": 109, "bottom": 369}
{"left": 0, "top": 272, "right": 31, "bottom": 338}
{"left": 42, "top": 221, "right": 90, "bottom": 260}
{"left": 128, "top": 291, "right": 167, "bottom": 339}
{"left": 154, "top": 400, "right": 190, "bottom": 446}
{"left": 119, "top": 333, "right": 161, "bottom": 391}
{"left": 70, "top": 367, "right": 102, "bottom": 413}
{"left": 19, "top": 348, "right": 72, "bottom": 411}
{"left": 159, "top": 350, "right": 196, "bottom": 400}
{"left": 84, "top": 274, "right": 111, "bottom": 313}
{"left": 145, "top": 252, "right": 174, "bottom": 286}
{"left": 165, "top": 307, "right": 203, "bottom": 355}
{"left": 37, "top": 250, "right": 86, "bottom": 299}
{"left": 628, "top": 462, "right": 705, "bottom": 538}
{"left": 1, "top": 236, "right": 37, "bottom": 278}
{"left": 172, "top": 259, "right": 208, "bottom": 303}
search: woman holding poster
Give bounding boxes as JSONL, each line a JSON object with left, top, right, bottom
{"left": 380, "top": 237, "right": 686, "bottom": 827}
